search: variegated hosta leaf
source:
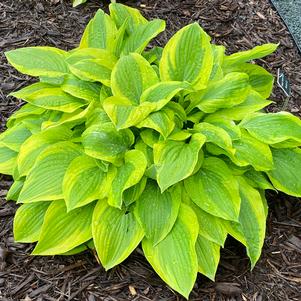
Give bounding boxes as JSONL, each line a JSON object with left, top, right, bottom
{"left": 243, "top": 169, "right": 275, "bottom": 191}
{"left": 92, "top": 199, "right": 144, "bottom": 270}
{"left": 135, "top": 181, "right": 181, "bottom": 245}
{"left": 0, "top": 144, "right": 17, "bottom": 175}
{"left": 240, "top": 112, "right": 301, "bottom": 146}
{"left": 0, "top": 124, "right": 31, "bottom": 152}
{"left": 79, "top": 9, "right": 117, "bottom": 50}
{"left": 61, "top": 75, "right": 101, "bottom": 102}
{"left": 204, "top": 115, "right": 241, "bottom": 140}
{"left": 187, "top": 110, "right": 205, "bottom": 124}
{"left": 85, "top": 107, "right": 111, "bottom": 128}
{"left": 19, "top": 117, "right": 44, "bottom": 134}
{"left": 7, "top": 179, "right": 24, "bottom": 201}
{"left": 142, "top": 203, "right": 199, "bottom": 299}
{"left": 230, "top": 130, "right": 273, "bottom": 171}
{"left": 160, "top": 23, "right": 213, "bottom": 90}
{"left": 122, "top": 19, "right": 166, "bottom": 55}
{"left": 196, "top": 235, "right": 220, "bottom": 281}
{"left": 103, "top": 96, "right": 156, "bottom": 130}
{"left": 42, "top": 102, "right": 95, "bottom": 130}
{"left": 111, "top": 53, "right": 159, "bottom": 104}
{"left": 17, "top": 125, "right": 73, "bottom": 177}
{"left": 140, "top": 129, "right": 160, "bottom": 148}
{"left": 187, "top": 200, "right": 227, "bottom": 246}
{"left": 69, "top": 59, "right": 115, "bottom": 87}
{"left": 212, "top": 90, "right": 272, "bottom": 121}
{"left": 10, "top": 83, "right": 87, "bottom": 113}
{"left": 18, "top": 142, "right": 82, "bottom": 203}
{"left": 225, "top": 177, "right": 266, "bottom": 267}
{"left": 223, "top": 43, "right": 278, "bottom": 67}
{"left": 260, "top": 192, "right": 269, "bottom": 218}
{"left": 267, "top": 148, "right": 301, "bottom": 197}
{"left": 210, "top": 45, "right": 225, "bottom": 81}
{"left": 12, "top": 165, "right": 20, "bottom": 182}
{"left": 139, "top": 81, "right": 190, "bottom": 110}
{"left": 6, "top": 104, "right": 45, "bottom": 128}
{"left": 109, "top": 3, "right": 148, "bottom": 34}
{"left": 39, "top": 75, "right": 65, "bottom": 86}
{"left": 136, "top": 108, "right": 175, "bottom": 138}
{"left": 194, "top": 122, "right": 234, "bottom": 153}
{"left": 168, "top": 130, "right": 192, "bottom": 142}
{"left": 189, "top": 72, "right": 250, "bottom": 113}
{"left": 191, "top": 148, "right": 205, "bottom": 176}
{"left": 13, "top": 202, "right": 51, "bottom": 242}
{"left": 32, "top": 200, "right": 94, "bottom": 255}
{"left": 82, "top": 122, "right": 134, "bottom": 164}
{"left": 63, "top": 155, "right": 107, "bottom": 211}
{"left": 67, "top": 48, "right": 117, "bottom": 86}
{"left": 111, "top": 19, "right": 129, "bottom": 57}
{"left": 144, "top": 164, "right": 156, "bottom": 180}
{"left": 154, "top": 133, "right": 206, "bottom": 192}
{"left": 107, "top": 150, "right": 147, "bottom": 208}
{"left": 166, "top": 101, "right": 187, "bottom": 122}
{"left": 226, "top": 63, "right": 274, "bottom": 99}
{"left": 185, "top": 157, "right": 241, "bottom": 221}
{"left": 61, "top": 240, "right": 94, "bottom": 255}
{"left": 5, "top": 47, "right": 68, "bottom": 77}
{"left": 66, "top": 48, "right": 117, "bottom": 65}
{"left": 123, "top": 177, "right": 147, "bottom": 206}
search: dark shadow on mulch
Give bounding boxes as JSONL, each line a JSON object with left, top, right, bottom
{"left": 0, "top": 1, "right": 300, "bottom": 300}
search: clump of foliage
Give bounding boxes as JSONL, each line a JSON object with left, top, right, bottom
{"left": 2, "top": 3, "right": 301, "bottom": 298}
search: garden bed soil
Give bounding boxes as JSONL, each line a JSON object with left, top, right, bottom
{"left": 0, "top": 0, "right": 301, "bottom": 300}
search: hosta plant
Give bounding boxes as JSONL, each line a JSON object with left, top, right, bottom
{"left": 1, "top": 3, "right": 301, "bottom": 298}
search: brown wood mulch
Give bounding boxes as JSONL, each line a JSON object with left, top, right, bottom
{"left": 0, "top": 0, "right": 300, "bottom": 300}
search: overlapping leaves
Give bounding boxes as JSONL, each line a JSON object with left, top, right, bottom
{"left": 2, "top": 3, "right": 301, "bottom": 299}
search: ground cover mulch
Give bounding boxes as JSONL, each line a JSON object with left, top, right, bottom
{"left": 0, "top": 0, "right": 301, "bottom": 300}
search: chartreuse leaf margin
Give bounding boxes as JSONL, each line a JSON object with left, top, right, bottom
{"left": 2, "top": 3, "right": 301, "bottom": 299}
